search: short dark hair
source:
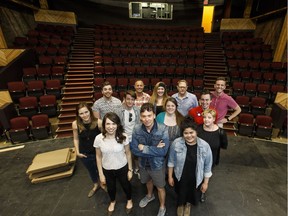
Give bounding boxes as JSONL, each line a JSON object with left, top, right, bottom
{"left": 102, "top": 81, "right": 112, "bottom": 90}
{"left": 180, "top": 117, "right": 198, "bottom": 135}
{"left": 140, "top": 103, "right": 154, "bottom": 113}
{"left": 201, "top": 89, "right": 212, "bottom": 99}
{"left": 125, "top": 90, "right": 136, "bottom": 99}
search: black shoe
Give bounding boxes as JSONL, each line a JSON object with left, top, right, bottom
{"left": 200, "top": 193, "right": 206, "bottom": 203}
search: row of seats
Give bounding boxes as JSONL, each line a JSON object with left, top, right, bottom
{"left": 7, "top": 80, "right": 62, "bottom": 102}
{"left": 16, "top": 95, "right": 58, "bottom": 118}
{"left": 14, "top": 37, "right": 72, "bottom": 48}
{"left": 34, "top": 46, "right": 70, "bottom": 57}
{"left": 225, "top": 43, "right": 271, "bottom": 52}
{"left": 232, "top": 83, "right": 286, "bottom": 102}
{"left": 8, "top": 114, "right": 51, "bottom": 144}
{"left": 93, "top": 66, "right": 203, "bottom": 78}
{"left": 235, "top": 96, "right": 270, "bottom": 116}
{"left": 95, "top": 48, "right": 205, "bottom": 58}
{"left": 94, "top": 26, "right": 204, "bottom": 37}
{"left": 237, "top": 114, "right": 273, "bottom": 139}
{"left": 22, "top": 66, "right": 65, "bottom": 82}
{"left": 227, "top": 59, "right": 287, "bottom": 72}
{"left": 230, "top": 71, "right": 286, "bottom": 85}
{"left": 95, "top": 35, "right": 205, "bottom": 43}
{"left": 34, "top": 24, "right": 74, "bottom": 33}
{"left": 95, "top": 56, "right": 204, "bottom": 68}
{"left": 226, "top": 50, "right": 272, "bottom": 62}
{"left": 37, "top": 55, "right": 67, "bottom": 66}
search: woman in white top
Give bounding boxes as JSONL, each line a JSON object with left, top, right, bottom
{"left": 94, "top": 112, "right": 133, "bottom": 215}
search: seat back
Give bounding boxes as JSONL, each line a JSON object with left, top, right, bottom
{"left": 39, "top": 95, "right": 56, "bottom": 106}
{"left": 19, "top": 96, "right": 38, "bottom": 108}
{"left": 10, "top": 116, "right": 30, "bottom": 130}
{"left": 31, "top": 114, "right": 50, "bottom": 139}
{"left": 31, "top": 114, "right": 50, "bottom": 127}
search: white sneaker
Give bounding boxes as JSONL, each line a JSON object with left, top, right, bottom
{"left": 157, "top": 207, "right": 166, "bottom": 216}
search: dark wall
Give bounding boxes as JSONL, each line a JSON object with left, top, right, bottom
{"left": 0, "top": 49, "right": 35, "bottom": 90}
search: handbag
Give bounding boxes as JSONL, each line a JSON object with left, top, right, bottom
{"left": 219, "top": 127, "right": 228, "bottom": 149}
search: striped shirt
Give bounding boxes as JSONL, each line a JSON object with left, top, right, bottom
{"left": 135, "top": 92, "right": 150, "bottom": 108}
{"left": 92, "top": 96, "right": 121, "bottom": 119}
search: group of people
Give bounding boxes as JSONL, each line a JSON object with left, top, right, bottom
{"left": 72, "top": 77, "right": 242, "bottom": 216}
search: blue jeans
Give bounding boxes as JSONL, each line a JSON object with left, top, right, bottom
{"left": 80, "top": 154, "right": 99, "bottom": 183}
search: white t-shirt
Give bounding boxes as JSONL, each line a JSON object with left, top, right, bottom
{"left": 94, "top": 133, "right": 129, "bottom": 170}
{"left": 124, "top": 109, "right": 136, "bottom": 142}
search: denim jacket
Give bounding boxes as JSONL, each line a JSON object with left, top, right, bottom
{"left": 130, "top": 121, "right": 169, "bottom": 170}
{"left": 168, "top": 137, "right": 213, "bottom": 188}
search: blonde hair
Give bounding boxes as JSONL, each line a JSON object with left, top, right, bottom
{"left": 149, "top": 81, "right": 169, "bottom": 106}
{"left": 202, "top": 109, "right": 217, "bottom": 119}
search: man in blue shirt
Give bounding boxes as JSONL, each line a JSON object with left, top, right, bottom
{"left": 172, "top": 80, "right": 198, "bottom": 117}
{"left": 131, "top": 103, "right": 169, "bottom": 216}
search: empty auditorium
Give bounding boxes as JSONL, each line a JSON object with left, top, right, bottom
{"left": 0, "top": 0, "right": 286, "bottom": 215}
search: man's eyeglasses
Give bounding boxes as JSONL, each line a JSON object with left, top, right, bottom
{"left": 129, "top": 113, "right": 133, "bottom": 122}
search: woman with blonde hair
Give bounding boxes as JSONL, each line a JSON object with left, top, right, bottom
{"left": 72, "top": 102, "right": 102, "bottom": 198}
{"left": 149, "top": 81, "right": 170, "bottom": 115}
{"left": 197, "top": 108, "right": 227, "bottom": 166}
{"left": 197, "top": 108, "right": 228, "bottom": 203}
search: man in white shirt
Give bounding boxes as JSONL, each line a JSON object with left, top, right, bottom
{"left": 115, "top": 90, "right": 141, "bottom": 178}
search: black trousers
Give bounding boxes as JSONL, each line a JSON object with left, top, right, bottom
{"left": 103, "top": 164, "right": 132, "bottom": 202}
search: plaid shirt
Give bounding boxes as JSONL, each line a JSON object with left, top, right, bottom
{"left": 135, "top": 92, "right": 150, "bottom": 108}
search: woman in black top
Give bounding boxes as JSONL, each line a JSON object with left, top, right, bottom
{"left": 197, "top": 109, "right": 227, "bottom": 166}
{"left": 72, "top": 102, "right": 102, "bottom": 198}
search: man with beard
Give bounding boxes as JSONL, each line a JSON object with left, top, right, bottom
{"left": 92, "top": 81, "right": 121, "bottom": 120}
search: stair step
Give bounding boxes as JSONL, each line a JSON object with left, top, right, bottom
{"left": 60, "top": 101, "right": 93, "bottom": 109}
{"left": 66, "top": 78, "right": 94, "bottom": 82}
{"left": 70, "top": 50, "right": 94, "bottom": 53}
{"left": 60, "top": 107, "right": 76, "bottom": 112}
{"left": 55, "top": 131, "right": 73, "bottom": 138}
{"left": 62, "top": 91, "right": 93, "bottom": 97}
{"left": 69, "top": 60, "right": 95, "bottom": 63}
{"left": 62, "top": 95, "right": 93, "bottom": 100}
{"left": 66, "top": 70, "right": 94, "bottom": 74}
{"left": 65, "top": 81, "right": 94, "bottom": 86}
{"left": 63, "top": 86, "right": 93, "bottom": 92}
{"left": 205, "top": 58, "right": 225, "bottom": 62}
{"left": 67, "top": 63, "right": 94, "bottom": 67}
{"left": 56, "top": 126, "right": 73, "bottom": 133}
{"left": 59, "top": 112, "right": 76, "bottom": 118}
{"left": 65, "top": 75, "right": 94, "bottom": 79}
{"left": 204, "top": 67, "right": 227, "bottom": 72}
